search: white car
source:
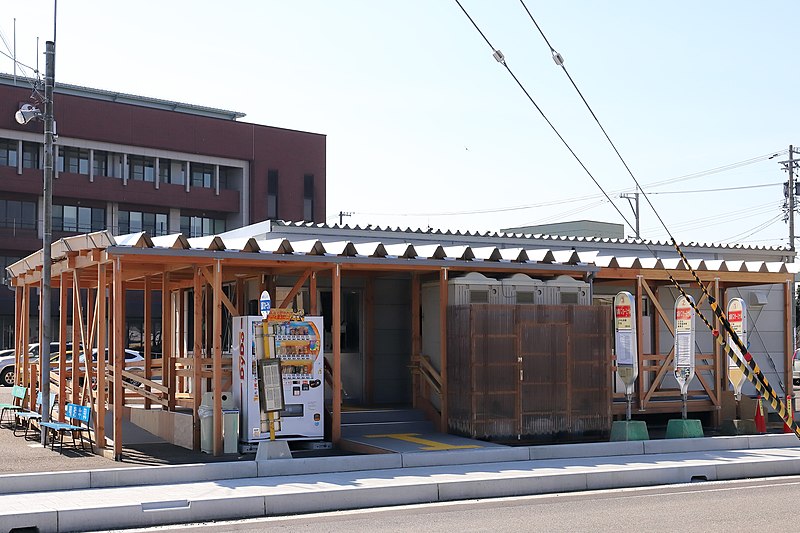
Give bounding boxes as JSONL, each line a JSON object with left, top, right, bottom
{"left": 0, "top": 349, "right": 15, "bottom": 387}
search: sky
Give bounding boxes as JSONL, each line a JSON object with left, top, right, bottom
{"left": 1, "top": 1, "right": 799, "bottom": 248}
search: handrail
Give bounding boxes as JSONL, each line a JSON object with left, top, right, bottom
{"left": 418, "top": 355, "right": 442, "bottom": 395}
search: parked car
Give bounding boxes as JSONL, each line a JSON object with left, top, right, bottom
{"left": 793, "top": 349, "right": 800, "bottom": 388}
{"left": 81, "top": 348, "right": 145, "bottom": 387}
{"left": 0, "top": 349, "right": 15, "bottom": 386}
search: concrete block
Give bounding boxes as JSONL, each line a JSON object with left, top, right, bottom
{"left": 643, "top": 436, "right": 741, "bottom": 455}
{"left": 437, "top": 472, "right": 588, "bottom": 501}
{"left": 90, "top": 462, "right": 258, "bottom": 488}
{"left": 57, "top": 497, "right": 266, "bottom": 532}
{"left": 530, "top": 440, "right": 644, "bottom": 460}
{"left": 746, "top": 433, "right": 800, "bottom": 449}
{"left": 719, "top": 419, "right": 758, "bottom": 436}
{"left": 715, "top": 457, "right": 800, "bottom": 480}
{"left": 0, "top": 470, "right": 91, "bottom": 495}
{"left": 665, "top": 419, "right": 704, "bottom": 439}
{"left": 266, "top": 485, "right": 439, "bottom": 515}
{"left": 401, "top": 447, "right": 529, "bottom": 468}
{"left": 0, "top": 510, "right": 57, "bottom": 532}
{"left": 609, "top": 420, "right": 649, "bottom": 441}
{"left": 586, "top": 464, "right": 718, "bottom": 490}
{"left": 257, "top": 454, "right": 403, "bottom": 477}
{"left": 256, "top": 440, "right": 292, "bottom": 460}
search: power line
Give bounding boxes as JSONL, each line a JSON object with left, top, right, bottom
{"left": 646, "top": 182, "right": 781, "bottom": 195}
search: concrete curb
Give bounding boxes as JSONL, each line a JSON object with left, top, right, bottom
{"left": 6, "top": 447, "right": 800, "bottom": 532}
{"left": 2, "top": 434, "right": 799, "bottom": 496}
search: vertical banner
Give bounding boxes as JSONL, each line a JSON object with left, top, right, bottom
{"left": 726, "top": 298, "right": 747, "bottom": 399}
{"left": 614, "top": 291, "right": 638, "bottom": 395}
{"left": 674, "top": 294, "right": 696, "bottom": 395}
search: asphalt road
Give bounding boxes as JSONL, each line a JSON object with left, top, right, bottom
{"left": 112, "top": 476, "right": 800, "bottom": 533}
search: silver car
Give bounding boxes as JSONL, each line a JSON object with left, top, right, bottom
{"left": 0, "top": 349, "right": 15, "bottom": 387}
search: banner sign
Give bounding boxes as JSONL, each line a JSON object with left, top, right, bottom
{"left": 614, "top": 291, "right": 638, "bottom": 391}
{"left": 726, "top": 298, "right": 747, "bottom": 398}
{"left": 674, "top": 294, "right": 696, "bottom": 395}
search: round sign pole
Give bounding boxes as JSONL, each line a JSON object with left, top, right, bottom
{"left": 674, "top": 294, "right": 696, "bottom": 420}
{"left": 258, "top": 290, "right": 276, "bottom": 440}
{"left": 726, "top": 298, "right": 747, "bottom": 419}
{"left": 614, "top": 292, "right": 638, "bottom": 421}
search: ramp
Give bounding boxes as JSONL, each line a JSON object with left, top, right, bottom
{"left": 340, "top": 408, "right": 506, "bottom": 454}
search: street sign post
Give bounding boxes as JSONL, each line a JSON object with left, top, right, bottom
{"left": 614, "top": 291, "right": 638, "bottom": 420}
{"left": 674, "top": 294, "right": 696, "bottom": 420}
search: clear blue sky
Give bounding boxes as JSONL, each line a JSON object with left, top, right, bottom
{"left": 3, "top": 1, "right": 799, "bottom": 247}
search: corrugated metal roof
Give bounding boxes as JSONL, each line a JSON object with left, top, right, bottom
{"left": 7, "top": 229, "right": 800, "bottom": 280}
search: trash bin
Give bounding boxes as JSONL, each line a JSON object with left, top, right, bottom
{"left": 199, "top": 391, "right": 239, "bottom": 454}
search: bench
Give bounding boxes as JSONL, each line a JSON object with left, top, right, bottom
{"left": 0, "top": 385, "right": 27, "bottom": 428}
{"left": 14, "top": 391, "right": 57, "bottom": 440}
{"left": 40, "top": 402, "right": 93, "bottom": 453}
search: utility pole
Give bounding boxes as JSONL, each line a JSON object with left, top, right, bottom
{"left": 620, "top": 192, "right": 640, "bottom": 239}
{"left": 40, "top": 40, "right": 55, "bottom": 443}
{"left": 338, "top": 211, "right": 353, "bottom": 225}
{"left": 781, "top": 145, "right": 800, "bottom": 257}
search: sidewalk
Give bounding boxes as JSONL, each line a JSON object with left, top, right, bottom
{"left": 2, "top": 433, "right": 800, "bottom": 532}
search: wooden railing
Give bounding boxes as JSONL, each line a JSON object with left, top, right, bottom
{"left": 411, "top": 354, "right": 442, "bottom": 426}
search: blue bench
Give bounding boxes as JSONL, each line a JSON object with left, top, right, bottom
{"left": 40, "top": 402, "right": 92, "bottom": 453}
{"left": 0, "top": 385, "right": 27, "bottom": 428}
{"left": 14, "top": 391, "right": 57, "bottom": 440}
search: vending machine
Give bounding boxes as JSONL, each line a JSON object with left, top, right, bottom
{"left": 232, "top": 314, "right": 325, "bottom": 445}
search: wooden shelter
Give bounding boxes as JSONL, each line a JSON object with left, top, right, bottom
{"left": 7, "top": 230, "right": 797, "bottom": 457}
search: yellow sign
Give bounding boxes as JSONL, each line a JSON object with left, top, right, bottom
{"left": 365, "top": 433, "right": 480, "bottom": 451}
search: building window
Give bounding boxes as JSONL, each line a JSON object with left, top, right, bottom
{"left": 219, "top": 166, "right": 236, "bottom": 190}
{"left": 303, "top": 174, "right": 314, "bottom": 221}
{"left": 190, "top": 163, "right": 213, "bottom": 188}
{"left": 0, "top": 255, "right": 22, "bottom": 286}
{"left": 0, "top": 199, "right": 36, "bottom": 230}
{"left": 128, "top": 156, "right": 155, "bottom": 182}
{"left": 119, "top": 210, "right": 168, "bottom": 236}
{"left": 22, "top": 142, "right": 39, "bottom": 169}
{"left": 267, "top": 169, "right": 279, "bottom": 220}
{"left": 93, "top": 151, "right": 108, "bottom": 177}
{"left": 57, "top": 147, "right": 89, "bottom": 175}
{"left": 0, "top": 139, "right": 18, "bottom": 168}
{"left": 53, "top": 204, "right": 105, "bottom": 233}
{"left": 159, "top": 159, "right": 171, "bottom": 183}
{"left": 180, "top": 215, "right": 225, "bottom": 238}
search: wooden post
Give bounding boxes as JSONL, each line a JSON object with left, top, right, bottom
{"left": 310, "top": 271, "right": 318, "bottom": 315}
{"left": 177, "top": 288, "right": 185, "bottom": 395}
{"left": 144, "top": 276, "right": 152, "bottom": 409}
{"left": 439, "top": 267, "right": 448, "bottom": 433}
{"left": 411, "top": 273, "right": 421, "bottom": 408}
{"left": 13, "top": 286, "right": 23, "bottom": 386}
{"left": 112, "top": 257, "right": 124, "bottom": 460}
{"left": 97, "top": 262, "right": 107, "bottom": 448}
{"left": 364, "top": 275, "right": 374, "bottom": 405}
{"left": 193, "top": 267, "right": 203, "bottom": 450}
{"left": 713, "top": 278, "right": 721, "bottom": 427}
{"left": 162, "top": 273, "right": 174, "bottom": 411}
{"left": 786, "top": 280, "right": 793, "bottom": 400}
{"left": 635, "top": 275, "right": 644, "bottom": 412}
{"left": 21, "top": 286, "right": 29, "bottom": 389}
{"left": 332, "top": 264, "right": 342, "bottom": 444}
{"left": 235, "top": 277, "right": 245, "bottom": 315}
{"left": 213, "top": 260, "right": 223, "bottom": 455}
{"left": 71, "top": 271, "right": 80, "bottom": 405}
{"left": 58, "top": 272, "right": 68, "bottom": 417}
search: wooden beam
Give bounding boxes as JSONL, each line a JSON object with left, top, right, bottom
{"left": 310, "top": 271, "right": 318, "bottom": 315}
{"left": 58, "top": 272, "right": 68, "bottom": 418}
{"left": 636, "top": 276, "right": 644, "bottom": 411}
{"left": 411, "top": 273, "right": 421, "bottom": 409}
{"left": 439, "top": 267, "right": 448, "bottom": 432}
{"left": 364, "top": 275, "right": 374, "bottom": 405}
{"left": 144, "top": 276, "right": 152, "bottom": 410}
{"left": 332, "top": 264, "right": 342, "bottom": 444}
{"left": 213, "top": 260, "right": 223, "bottom": 456}
{"left": 199, "top": 267, "right": 237, "bottom": 317}
{"left": 162, "top": 273, "right": 174, "bottom": 411}
{"left": 97, "top": 262, "right": 107, "bottom": 448}
{"left": 113, "top": 256, "right": 124, "bottom": 460}
{"left": 235, "top": 277, "right": 245, "bottom": 315}
{"left": 193, "top": 267, "right": 203, "bottom": 450}
{"left": 279, "top": 270, "right": 311, "bottom": 308}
